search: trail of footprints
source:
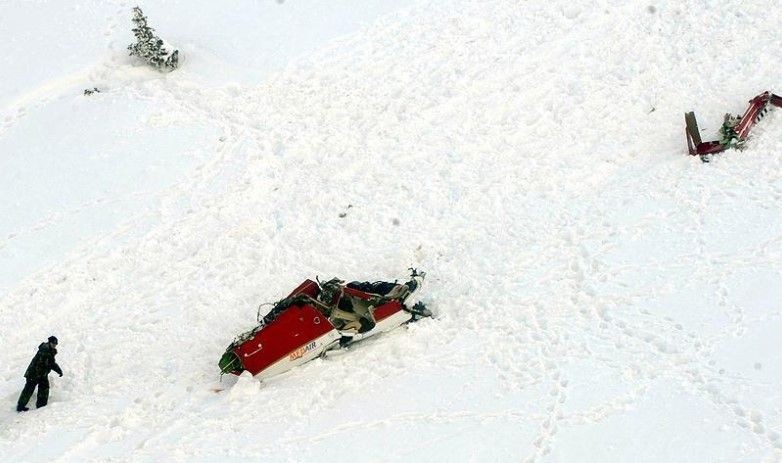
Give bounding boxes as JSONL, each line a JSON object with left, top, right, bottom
{"left": 526, "top": 370, "right": 568, "bottom": 461}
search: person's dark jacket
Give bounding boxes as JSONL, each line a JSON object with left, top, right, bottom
{"left": 24, "top": 343, "right": 62, "bottom": 379}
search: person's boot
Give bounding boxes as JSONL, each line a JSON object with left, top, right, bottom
{"left": 16, "top": 406, "right": 29, "bottom": 412}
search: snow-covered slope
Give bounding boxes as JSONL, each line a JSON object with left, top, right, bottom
{"left": 2, "top": 0, "right": 782, "bottom": 461}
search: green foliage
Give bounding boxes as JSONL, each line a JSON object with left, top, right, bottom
{"left": 128, "top": 6, "right": 179, "bottom": 71}
{"left": 718, "top": 113, "right": 744, "bottom": 149}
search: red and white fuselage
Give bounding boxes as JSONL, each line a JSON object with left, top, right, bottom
{"left": 224, "top": 278, "right": 420, "bottom": 379}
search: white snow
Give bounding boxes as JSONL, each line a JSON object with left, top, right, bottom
{"left": 2, "top": 0, "right": 782, "bottom": 461}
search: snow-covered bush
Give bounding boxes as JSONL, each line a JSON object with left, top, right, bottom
{"left": 127, "top": 6, "right": 179, "bottom": 71}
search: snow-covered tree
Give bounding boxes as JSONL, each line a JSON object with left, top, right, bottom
{"left": 128, "top": 6, "right": 179, "bottom": 71}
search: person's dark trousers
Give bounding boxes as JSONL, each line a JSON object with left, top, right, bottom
{"left": 17, "top": 377, "right": 50, "bottom": 410}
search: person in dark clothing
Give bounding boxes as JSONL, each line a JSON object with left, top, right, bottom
{"left": 17, "top": 336, "right": 63, "bottom": 412}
